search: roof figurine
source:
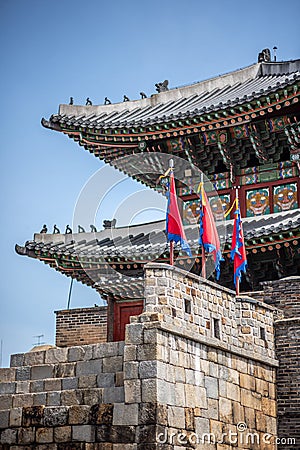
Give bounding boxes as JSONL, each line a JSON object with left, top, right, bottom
{"left": 155, "top": 79, "right": 169, "bottom": 92}
{"left": 78, "top": 225, "right": 85, "bottom": 233}
{"left": 69, "top": 97, "right": 74, "bottom": 105}
{"left": 40, "top": 224, "right": 47, "bottom": 234}
{"left": 258, "top": 48, "right": 271, "bottom": 62}
{"left": 140, "top": 92, "right": 147, "bottom": 99}
{"left": 85, "top": 97, "right": 92, "bottom": 106}
{"left": 65, "top": 225, "right": 72, "bottom": 234}
{"left": 53, "top": 224, "right": 60, "bottom": 234}
{"left": 123, "top": 95, "right": 130, "bottom": 102}
{"left": 104, "top": 97, "right": 111, "bottom": 105}
{"left": 103, "top": 219, "right": 116, "bottom": 229}
{"left": 90, "top": 224, "right": 97, "bottom": 232}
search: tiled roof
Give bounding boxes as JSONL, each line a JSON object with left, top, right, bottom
{"left": 16, "top": 209, "right": 300, "bottom": 261}
{"left": 45, "top": 61, "right": 300, "bottom": 130}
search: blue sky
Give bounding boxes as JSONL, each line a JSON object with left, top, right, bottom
{"left": 0, "top": 0, "right": 299, "bottom": 367}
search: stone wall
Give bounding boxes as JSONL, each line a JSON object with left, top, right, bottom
{"left": 0, "top": 263, "right": 280, "bottom": 449}
{"left": 55, "top": 307, "right": 107, "bottom": 347}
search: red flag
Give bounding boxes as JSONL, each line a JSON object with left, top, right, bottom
{"left": 199, "top": 183, "right": 223, "bottom": 279}
{"left": 166, "top": 171, "right": 192, "bottom": 257}
{"left": 230, "top": 199, "right": 247, "bottom": 287}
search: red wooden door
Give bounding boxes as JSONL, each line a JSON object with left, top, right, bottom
{"left": 113, "top": 301, "right": 144, "bottom": 341}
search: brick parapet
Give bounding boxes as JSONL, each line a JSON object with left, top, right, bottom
{"left": 55, "top": 306, "right": 107, "bottom": 347}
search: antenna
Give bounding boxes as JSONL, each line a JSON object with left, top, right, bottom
{"left": 33, "top": 335, "right": 45, "bottom": 346}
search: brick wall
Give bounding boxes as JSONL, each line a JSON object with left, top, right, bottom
{"left": 55, "top": 307, "right": 107, "bottom": 347}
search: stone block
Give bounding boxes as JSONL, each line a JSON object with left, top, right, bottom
{"left": 54, "top": 425, "right": 72, "bottom": 442}
{"left": 69, "top": 405, "right": 90, "bottom": 425}
{"left": 115, "top": 371, "right": 124, "bottom": 387}
{"left": 10, "top": 353, "right": 24, "bottom": 367}
{"left": 175, "top": 383, "right": 185, "bottom": 407}
{"left": 232, "top": 401, "right": 245, "bottom": 425}
{"left": 102, "top": 356, "right": 123, "bottom": 373}
{"left": 244, "top": 406, "right": 255, "bottom": 429}
{"left": 22, "top": 405, "right": 45, "bottom": 427}
{"left": 0, "top": 410, "right": 9, "bottom": 428}
{"left": 78, "top": 375, "right": 97, "bottom": 388}
{"left": 113, "top": 403, "right": 139, "bottom": 426}
{"left": 61, "top": 389, "right": 83, "bottom": 406}
{"left": 55, "top": 362, "right": 76, "bottom": 378}
{"left": 195, "top": 416, "right": 210, "bottom": 435}
{"left": 240, "top": 373, "right": 255, "bottom": 391}
{"left": 45, "top": 347, "right": 68, "bottom": 364}
{"left": 226, "top": 382, "right": 240, "bottom": 402}
{"left": 15, "top": 366, "right": 31, "bottom": 381}
{"left": 83, "top": 388, "right": 103, "bottom": 405}
{"left": 44, "top": 406, "right": 68, "bottom": 426}
{"left": 0, "top": 368, "right": 16, "bottom": 382}
{"left": 97, "top": 373, "right": 115, "bottom": 388}
{"left": 124, "top": 379, "right": 141, "bottom": 403}
{"left": 241, "top": 389, "right": 261, "bottom": 411}
{"left": 31, "top": 365, "right": 55, "bottom": 380}
{"left": 33, "top": 392, "right": 47, "bottom": 406}
{"left": 89, "top": 403, "right": 114, "bottom": 425}
{"left": 0, "top": 428, "right": 17, "bottom": 444}
{"left": 0, "top": 394, "right": 12, "bottom": 410}
{"left": 72, "top": 424, "right": 95, "bottom": 442}
{"left": 219, "top": 397, "right": 232, "bottom": 423}
{"left": 137, "top": 344, "right": 158, "bottom": 361}
{"left": 93, "top": 342, "right": 120, "bottom": 359}
{"left": 139, "top": 360, "right": 157, "bottom": 378}
{"left": 16, "top": 380, "right": 30, "bottom": 394}
{"left": 103, "top": 386, "right": 124, "bottom": 403}
{"left": 13, "top": 393, "right": 34, "bottom": 408}
{"left": 36, "top": 427, "right": 54, "bottom": 443}
{"left": 9, "top": 407, "right": 22, "bottom": 427}
{"left": 261, "top": 398, "right": 276, "bottom": 417}
{"left": 125, "top": 323, "right": 144, "bottom": 345}
{"left": 110, "top": 425, "right": 136, "bottom": 443}
{"left": 17, "top": 427, "right": 35, "bottom": 444}
{"left": 47, "top": 391, "right": 61, "bottom": 406}
{"left": 124, "top": 361, "right": 139, "bottom": 380}
{"left": 204, "top": 376, "right": 219, "bottom": 399}
{"left": 68, "top": 345, "right": 93, "bottom": 362}
{"left": 141, "top": 379, "right": 157, "bottom": 403}
{"left": 24, "top": 351, "right": 45, "bottom": 366}
{"left": 76, "top": 360, "right": 102, "bottom": 376}
{"left": 168, "top": 406, "right": 185, "bottom": 428}
{"left": 0, "top": 381, "right": 16, "bottom": 394}
{"left": 30, "top": 380, "right": 44, "bottom": 393}
{"left": 62, "top": 377, "right": 78, "bottom": 390}
{"left": 44, "top": 378, "right": 62, "bottom": 392}
{"left": 123, "top": 345, "right": 137, "bottom": 362}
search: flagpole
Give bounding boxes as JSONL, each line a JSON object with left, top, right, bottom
{"left": 169, "top": 158, "right": 174, "bottom": 266}
{"left": 200, "top": 173, "right": 206, "bottom": 278}
{"left": 235, "top": 188, "right": 240, "bottom": 296}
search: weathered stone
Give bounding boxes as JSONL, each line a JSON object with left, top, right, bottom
{"left": 33, "top": 392, "right": 47, "bottom": 406}
{"left": 124, "top": 379, "right": 141, "bottom": 404}
{"left": 115, "top": 372, "right": 124, "bottom": 387}
{"left": 0, "top": 428, "right": 17, "bottom": 444}
{"left": 10, "top": 353, "right": 24, "bottom": 368}
{"left": 47, "top": 391, "right": 61, "bottom": 406}
{"left": 78, "top": 375, "right": 97, "bottom": 388}
{"left": 13, "top": 393, "right": 34, "bottom": 408}
{"left": 9, "top": 407, "right": 22, "bottom": 427}
{"left": 97, "top": 373, "right": 114, "bottom": 388}
{"left": 76, "top": 360, "right": 102, "bottom": 376}
{"left": 141, "top": 379, "right": 157, "bottom": 403}
{"left": 68, "top": 345, "right": 93, "bottom": 362}
{"left": 219, "top": 397, "right": 232, "bottom": 423}
{"left": 0, "top": 368, "right": 16, "bottom": 382}
{"left": 125, "top": 323, "right": 144, "bottom": 345}
{"left": 113, "top": 403, "right": 139, "bottom": 426}
{"left": 89, "top": 404, "right": 114, "bottom": 425}
{"left": 36, "top": 427, "right": 54, "bottom": 443}
{"left": 22, "top": 405, "right": 45, "bottom": 427}
{"left": 0, "top": 410, "right": 9, "bottom": 428}
{"left": 44, "top": 378, "right": 62, "bottom": 392}
{"left": 30, "top": 380, "right": 44, "bottom": 393}
{"left": 44, "top": 406, "right": 68, "bottom": 426}
{"left": 16, "top": 381, "right": 30, "bottom": 394}
{"left": 68, "top": 405, "right": 90, "bottom": 425}
{"left": 139, "top": 360, "right": 157, "bottom": 379}
{"left": 204, "top": 376, "right": 219, "bottom": 399}
{"left": 0, "top": 381, "right": 16, "bottom": 394}
{"left": 103, "top": 386, "right": 124, "bottom": 403}
{"left": 0, "top": 394, "right": 12, "bottom": 409}
{"left": 15, "top": 366, "right": 31, "bottom": 381}
{"left": 31, "top": 365, "right": 54, "bottom": 380}
{"left": 17, "top": 426, "right": 35, "bottom": 444}
{"left": 62, "top": 377, "right": 78, "bottom": 390}
{"left": 61, "top": 390, "right": 83, "bottom": 406}
{"left": 72, "top": 424, "right": 95, "bottom": 442}
{"left": 83, "top": 388, "right": 103, "bottom": 405}
{"left": 54, "top": 425, "right": 72, "bottom": 442}
{"left": 24, "top": 351, "right": 45, "bottom": 366}
{"left": 184, "top": 407, "right": 195, "bottom": 431}
{"left": 136, "top": 424, "right": 162, "bottom": 444}
{"left": 45, "top": 347, "right": 68, "bottom": 364}
{"left": 168, "top": 405, "right": 185, "bottom": 428}
{"left": 110, "top": 425, "right": 136, "bottom": 443}
{"left": 55, "top": 363, "right": 76, "bottom": 378}
{"left": 102, "top": 356, "right": 123, "bottom": 373}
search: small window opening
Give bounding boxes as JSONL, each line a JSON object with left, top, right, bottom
{"left": 260, "top": 327, "right": 266, "bottom": 340}
{"left": 184, "top": 299, "right": 191, "bottom": 314}
{"left": 213, "top": 318, "right": 221, "bottom": 339}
